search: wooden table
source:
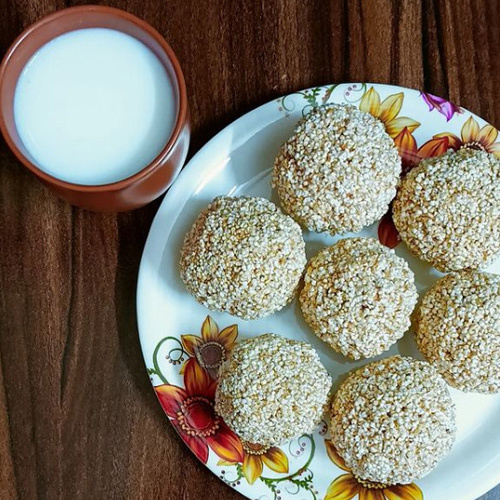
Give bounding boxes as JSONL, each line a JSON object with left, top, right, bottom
{"left": 0, "top": 0, "right": 499, "bottom": 498}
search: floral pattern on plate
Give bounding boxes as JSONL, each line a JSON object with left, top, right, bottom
{"left": 149, "top": 316, "right": 424, "bottom": 500}
{"left": 324, "top": 440, "right": 423, "bottom": 500}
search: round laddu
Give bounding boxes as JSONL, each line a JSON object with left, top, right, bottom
{"left": 179, "top": 196, "right": 307, "bottom": 320}
{"left": 416, "top": 270, "right": 500, "bottom": 393}
{"left": 330, "top": 356, "right": 456, "bottom": 485}
{"left": 215, "top": 334, "right": 332, "bottom": 446}
{"left": 272, "top": 103, "right": 401, "bottom": 235}
{"left": 393, "top": 148, "right": 500, "bottom": 272}
{"left": 300, "top": 238, "right": 418, "bottom": 360}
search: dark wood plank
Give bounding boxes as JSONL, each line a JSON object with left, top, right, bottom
{"left": 0, "top": 0, "right": 498, "bottom": 499}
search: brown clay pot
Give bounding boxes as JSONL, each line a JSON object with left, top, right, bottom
{"left": 0, "top": 5, "right": 190, "bottom": 211}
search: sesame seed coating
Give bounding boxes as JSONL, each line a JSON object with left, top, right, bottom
{"left": 393, "top": 148, "right": 500, "bottom": 272}
{"left": 272, "top": 104, "right": 401, "bottom": 235}
{"left": 330, "top": 356, "right": 456, "bottom": 485}
{"left": 179, "top": 196, "right": 307, "bottom": 320}
{"left": 215, "top": 334, "right": 332, "bottom": 446}
{"left": 300, "top": 238, "right": 418, "bottom": 360}
{"left": 416, "top": 270, "right": 500, "bottom": 393}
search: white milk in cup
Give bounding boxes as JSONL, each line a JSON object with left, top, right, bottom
{"left": 14, "top": 28, "right": 176, "bottom": 185}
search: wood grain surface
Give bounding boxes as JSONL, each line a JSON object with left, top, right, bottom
{"left": 0, "top": 0, "right": 499, "bottom": 498}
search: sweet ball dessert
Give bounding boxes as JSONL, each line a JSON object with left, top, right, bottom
{"left": 416, "top": 270, "right": 500, "bottom": 393}
{"left": 179, "top": 196, "right": 306, "bottom": 319}
{"left": 330, "top": 356, "right": 456, "bottom": 485}
{"left": 272, "top": 103, "right": 401, "bottom": 235}
{"left": 393, "top": 148, "right": 500, "bottom": 272}
{"left": 215, "top": 334, "right": 332, "bottom": 446}
{"left": 300, "top": 238, "right": 418, "bottom": 360}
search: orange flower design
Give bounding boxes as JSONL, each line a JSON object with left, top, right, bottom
{"left": 393, "top": 127, "right": 451, "bottom": 174}
{"left": 434, "top": 115, "right": 500, "bottom": 158}
{"left": 359, "top": 87, "right": 420, "bottom": 138}
{"left": 219, "top": 442, "right": 289, "bottom": 485}
{"left": 155, "top": 357, "right": 244, "bottom": 464}
{"left": 181, "top": 316, "right": 238, "bottom": 379}
{"left": 324, "top": 440, "right": 423, "bottom": 500}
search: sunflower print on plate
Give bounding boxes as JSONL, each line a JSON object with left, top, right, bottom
{"left": 218, "top": 441, "right": 289, "bottom": 485}
{"left": 180, "top": 315, "right": 238, "bottom": 379}
{"left": 154, "top": 315, "right": 294, "bottom": 488}
{"left": 155, "top": 354, "right": 244, "bottom": 464}
{"left": 431, "top": 115, "right": 500, "bottom": 158}
{"left": 154, "top": 316, "right": 242, "bottom": 465}
{"left": 324, "top": 440, "right": 423, "bottom": 500}
{"left": 359, "top": 86, "right": 420, "bottom": 138}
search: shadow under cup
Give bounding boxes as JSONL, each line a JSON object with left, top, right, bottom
{"left": 0, "top": 5, "right": 190, "bottom": 211}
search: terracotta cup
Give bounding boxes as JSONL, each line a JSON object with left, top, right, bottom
{"left": 0, "top": 5, "right": 190, "bottom": 211}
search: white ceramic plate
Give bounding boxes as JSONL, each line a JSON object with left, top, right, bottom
{"left": 137, "top": 83, "right": 500, "bottom": 500}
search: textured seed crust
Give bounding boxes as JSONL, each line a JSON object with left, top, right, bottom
{"left": 330, "top": 356, "right": 456, "bottom": 485}
{"left": 215, "top": 334, "right": 332, "bottom": 446}
{"left": 179, "top": 196, "right": 307, "bottom": 319}
{"left": 416, "top": 270, "right": 500, "bottom": 393}
{"left": 300, "top": 238, "right": 418, "bottom": 359}
{"left": 272, "top": 103, "right": 401, "bottom": 235}
{"left": 393, "top": 148, "right": 500, "bottom": 272}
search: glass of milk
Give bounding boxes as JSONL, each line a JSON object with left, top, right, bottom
{"left": 0, "top": 6, "right": 190, "bottom": 211}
